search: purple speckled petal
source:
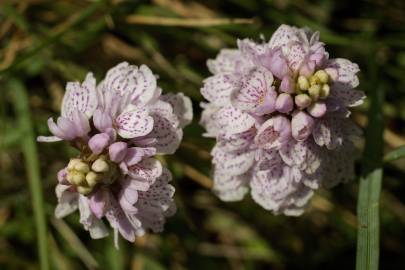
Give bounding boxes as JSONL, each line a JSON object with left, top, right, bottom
{"left": 215, "top": 106, "right": 256, "bottom": 136}
{"left": 217, "top": 127, "right": 256, "bottom": 153}
{"left": 199, "top": 102, "right": 221, "bottom": 138}
{"left": 105, "top": 195, "right": 135, "bottom": 242}
{"left": 62, "top": 73, "right": 98, "bottom": 120}
{"left": 231, "top": 67, "right": 275, "bottom": 113}
{"left": 329, "top": 83, "right": 365, "bottom": 107}
{"left": 201, "top": 74, "right": 235, "bottom": 106}
{"left": 213, "top": 171, "right": 249, "bottom": 202}
{"left": 279, "top": 139, "right": 321, "bottom": 174}
{"left": 254, "top": 115, "right": 291, "bottom": 150}
{"left": 116, "top": 108, "right": 154, "bottom": 139}
{"left": 128, "top": 158, "right": 163, "bottom": 187}
{"left": 268, "top": 24, "right": 300, "bottom": 49}
{"left": 207, "top": 49, "right": 242, "bottom": 74}
{"left": 147, "top": 113, "right": 183, "bottom": 154}
{"left": 327, "top": 58, "right": 360, "bottom": 87}
{"left": 211, "top": 145, "right": 255, "bottom": 176}
{"left": 284, "top": 43, "right": 307, "bottom": 73}
{"left": 161, "top": 93, "right": 193, "bottom": 128}
{"left": 291, "top": 111, "right": 314, "bottom": 141}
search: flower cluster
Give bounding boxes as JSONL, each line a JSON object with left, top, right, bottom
{"left": 38, "top": 62, "right": 192, "bottom": 246}
{"left": 200, "top": 25, "right": 365, "bottom": 215}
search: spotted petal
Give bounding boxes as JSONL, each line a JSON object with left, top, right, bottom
{"left": 213, "top": 171, "right": 249, "bottom": 202}
{"left": 327, "top": 58, "right": 360, "bottom": 87}
{"left": 212, "top": 146, "right": 255, "bottom": 176}
{"left": 201, "top": 74, "right": 235, "bottom": 106}
{"left": 330, "top": 83, "right": 365, "bottom": 107}
{"left": 128, "top": 158, "right": 163, "bottom": 190}
{"left": 207, "top": 49, "right": 242, "bottom": 74}
{"left": 161, "top": 93, "right": 193, "bottom": 128}
{"left": 231, "top": 67, "right": 275, "bottom": 113}
{"left": 116, "top": 107, "right": 154, "bottom": 139}
{"left": 147, "top": 112, "right": 183, "bottom": 154}
{"left": 62, "top": 73, "right": 98, "bottom": 119}
{"left": 215, "top": 106, "right": 256, "bottom": 136}
{"left": 269, "top": 24, "right": 300, "bottom": 50}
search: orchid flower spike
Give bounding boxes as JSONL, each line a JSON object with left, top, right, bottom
{"left": 200, "top": 24, "right": 365, "bottom": 215}
{"left": 38, "top": 62, "right": 192, "bottom": 248}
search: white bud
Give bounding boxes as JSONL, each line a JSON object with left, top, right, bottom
{"left": 70, "top": 171, "right": 86, "bottom": 185}
{"left": 91, "top": 158, "right": 109, "bottom": 173}
{"left": 74, "top": 162, "right": 90, "bottom": 174}
{"left": 77, "top": 186, "right": 92, "bottom": 195}
{"left": 308, "top": 84, "right": 321, "bottom": 101}
{"left": 297, "top": 76, "right": 309, "bottom": 91}
{"left": 85, "top": 171, "right": 99, "bottom": 187}
{"left": 67, "top": 159, "right": 81, "bottom": 170}
{"left": 314, "top": 70, "right": 329, "bottom": 84}
{"left": 320, "top": 84, "right": 330, "bottom": 99}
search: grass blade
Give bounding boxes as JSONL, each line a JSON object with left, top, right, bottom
{"left": 383, "top": 145, "right": 405, "bottom": 162}
{"left": 356, "top": 81, "right": 384, "bottom": 269}
{"left": 10, "top": 78, "right": 50, "bottom": 270}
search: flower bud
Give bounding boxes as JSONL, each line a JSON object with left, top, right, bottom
{"left": 275, "top": 93, "right": 293, "bottom": 113}
{"left": 70, "top": 171, "right": 86, "bottom": 185}
{"left": 314, "top": 70, "right": 329, "bottom": 84}
{"left": 299, "top": 61, "right": 315, "bottom": 77}
{"left": 309, "top": 75, "right": 321, "bottom": 86}
{"left": 109, "top": 142, "right": 128, "bottom": 163}
{"left": 280, "top": 76, "right": 295, "bottom": 93}
{"left": 308, "top": 84, "right": 321, "bottom": 100}
{"left": 307, "top": 101, "right": 327, "bottom": 118}
{"left": 291, "top": 111, "right": 314, "bottom": 141}
{"left": 320, "top": 84, "right": 330, "bottom": 99}
{"left": 74, "top": 161, "right": 90, "bottom": 174}
{"left": 88, "top": 133, "right": 110, "bottom": 155}
{"left": 295, "top": 94, "right": 312, "bottom": 109}
{"left": 67, "top": 158, "right": 81, "bottom": 170}
{"left": 297, "top": 76, "right": 309, "bottom": 91}
{"left": 77, "top": 186, "right": 92, "bottom": 195}
{"left": 92, "top": 158, "right": 109, "bottom": 173}
{"left": 86, "top": 171, "right": 100, "bottom": 187}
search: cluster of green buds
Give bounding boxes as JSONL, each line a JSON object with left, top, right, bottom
{"left": 66, "top": 156, "right": 117, "bottom": 195}
{"left": 294, "top": 70, "right": 330, "bottom": 117}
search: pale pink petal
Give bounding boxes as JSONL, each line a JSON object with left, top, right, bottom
{"left": 201, "top": 74, "right": 234, "bottom": 106}
{"left": 269, "top": 24, "right": 301, "bottom": 49}
{"left": 213, "top": 171, "right": 249, "bottom": 201}
{"left": 147, "top": 113, "right": 182, "bottom": 154}
{"left": 231, "top": 68, "right": 275, "bottom": 113}
{"left": 212, "top": 146, "right": 255, "bottom": 176}
{"left": 62, "top": 72, "right": 98, "bottom": 119}
{"left": 215, "top": 106, "right": 255, "bottom": 136}
{"left": 327, "top": 58, "right": 360, "bottom": 87}
{"left": 207, "top": 49, "right": 242, "bottom": 74}
{"left": 161, "top": 92, "right": 193, "bottom": 128}
{"left": 116, "top": 108, "right": 154, "bottom": 139}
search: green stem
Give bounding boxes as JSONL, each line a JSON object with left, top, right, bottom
{"left": 356, "top": 66, "right": 384, "bottom": 269}
{"left": 11, "top": 79, "right": 50, "bottom": 270}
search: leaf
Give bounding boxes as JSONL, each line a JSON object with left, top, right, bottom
{"left": 383, "top": 145, "right": 405, "bottom": 162}
{"left": 356, "top": 78, "right": 384, "bottom": 270}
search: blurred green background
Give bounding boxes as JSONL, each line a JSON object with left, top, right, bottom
{"left": 1, "top": 0, "right": 405, "bottom": 269}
